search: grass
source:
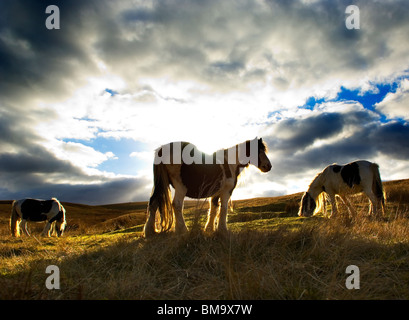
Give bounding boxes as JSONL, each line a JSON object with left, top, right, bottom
{"left": 1, "top": 180, "right": 409, "bottom": 299}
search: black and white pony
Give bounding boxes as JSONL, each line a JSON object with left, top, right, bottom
{"left": 10, "top": 198, "right": 67, "bottom": 237}
{"left": 298, "top": 160, "right": 385, "bottom": 219}
{"left": 143, "top": 138, "right": 272, "bottom": 237}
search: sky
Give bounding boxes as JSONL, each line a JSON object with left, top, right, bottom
{"left": 1, "top": 0, "right": 409, "bottom": 205}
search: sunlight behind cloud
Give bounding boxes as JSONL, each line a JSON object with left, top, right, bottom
{"left": 1, "top": 0, "right": 409, "bottom": 204}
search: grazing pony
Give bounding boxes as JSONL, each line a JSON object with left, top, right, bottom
{"left": 144, "top": 137, "right": 272, "bottom": 237}
{"left": 10, "top": 198, "right": 67, "bottom": 237}
{"left": 298, "top": 160, "right": 385, "bottom": 218}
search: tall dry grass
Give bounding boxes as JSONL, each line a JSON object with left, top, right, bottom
{"left": 2, "top": 215, "right": 409, "bottom": 300}
{"left": 1, "top": 181, "right": 409, "bottom": 300}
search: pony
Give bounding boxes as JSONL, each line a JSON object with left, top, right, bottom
{"left": 298, "top": 160, "right": 385, "bottom": 219}
{"left": 10, "top": 198, "right": 67, "bottom": 237}
{"left": 143, "top": 137, "right": 272, "bottom": 237}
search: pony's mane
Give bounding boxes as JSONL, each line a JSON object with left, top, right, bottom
{"left": 51, "top": 197, "right": 60, "bottom": 206}
{"left": 222, "top": 137, "right": 267, "bottom": 152}
{"left": 258, "top": 138, "right": 268, "bottom": 152}
{"left": 51, "top": 197, "right": 65, "bottom": 213}
{"left": 308, "top": 169, "right": 326, "bottom": 189}
{"left": 235, "top": 163, "right": 250, "bottom": 186}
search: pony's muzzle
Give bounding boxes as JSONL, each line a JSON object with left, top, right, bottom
{"left": 260, "top": 163, "right": 272, "bottom": 172}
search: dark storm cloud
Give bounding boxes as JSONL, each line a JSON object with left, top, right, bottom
{"left": 0, "top": 107, "right": 35, "bottom": 147}
{"left": 0, "top": 104, "right": 81, "bottom": 174}
{"left": 267, "top": 113, "right": 345, "bottom": 151}
{"left": 0, "top": 104, "right": 148, "bottom": 203}
{"left": 0, "top": 103, "right": 148, "bottom": 203}
{"left": 3, "top": 0, "right": 408, "bottom": 99}
{"left": 0, "top": 152, "right": 80, "bottom": 175}
{"left": 264, "top": 108, "right": 409, "bottom": 182}
{"left": 56, "top": 177, "right": 149, "bottom": 205}
{"left": 292, "top": 128, "right": 376, "bottom": 168}
{"left": 0, "top": 0, "right": 130, "bottom": 204}
{"left": 266, "top": 110, "right": 377, "bottom": 152}
{"left": 0, "top": 0, "right": 98, "bottom": 103}
{"left": 0, "top": 176, "right": 149, "bottom": 205}
{"left": 3, "top": 0, "right": 409, "bottom": 97}
{"left": 372, "top": 122, "right": 409, "bottom": 160}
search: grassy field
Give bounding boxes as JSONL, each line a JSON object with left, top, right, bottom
{"left": 1, "top": 180, "right": 409, "bottom": 300}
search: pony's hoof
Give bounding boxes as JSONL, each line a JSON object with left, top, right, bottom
{"left": 175, "top": 226, "right": 188, "bottom": 235}
{"left": 143, "top": 228, "right": 156, "bottom": 239}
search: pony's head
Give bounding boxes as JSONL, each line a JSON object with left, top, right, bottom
{"left": 55, "top": 215, "right": 67, "bottom": 237}
{"left": 298, "top": 192, "right": 325, "bottom": 217}
{"left": 256, "top": 138, "right": 272, "bottom": 172}
{"left": 298, "top": 171, "right": 327, "bottom": 217}
{"left": 298, "top": 192, "right": 316, "bottom": 217}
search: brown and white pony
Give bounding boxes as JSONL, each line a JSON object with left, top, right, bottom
{"left": 10, "top": 198, "right": 67, "bottom": 237}
{"left": 298, "top": 160, "right": 385, "bottom": 218}
{"left": 143, "top": 137, "right": 272, "bottom": 237}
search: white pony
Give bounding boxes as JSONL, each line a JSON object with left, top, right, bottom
{"left": 144, "top": 138, "right": 272, "bottom": 237}
{"left": 10, "top": 198, "right": 67, "bottom": 237}
{"left": 298, "top": 160, "right": 385, "bottom": 218}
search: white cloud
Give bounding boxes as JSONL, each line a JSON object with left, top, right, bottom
{"left": 129, "top": 151, "right": 152, "bottom": 161}
{"left": 375, "top": 79, "right": 409, "bottom": 120}
{"left": 44, "top": 140, "right": 117, "bottom": 174}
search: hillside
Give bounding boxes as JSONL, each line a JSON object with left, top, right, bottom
{"left": 0, "top": 179, "right": 409, "bottom": 300}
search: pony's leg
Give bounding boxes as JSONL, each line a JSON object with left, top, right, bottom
{"left": 20, "top": 219, "right": 30, "bottom": 236}
{"left": 144, "top": 198, "right": 158, "bottom": 238}
{"left": 173, "top": 190, "right": 187, "bottom": 235}
{"left": 217, "top": 194, "right": 230, "bottom": 234}
{"left": 328, "top": 193, "right": 338, "bottom": 218}
{"left": 11, "top": 219, "right": 21, "bottom": 237}
{"left": 366, "top": 191, "right": 381, "bottom": 218}
{"left": 322, "top": 195, "right": 328, "bottom": 218}
{"left": 339, "top": 195, "right": 357, "bottom": 218}
{"left": 41, "top": 222, "right": 52, "bottom": 237}
{"left": 205, "top": 196, "right": 219, "bottom": 232}
{"left": 16, "top": 219, "right": 21, "bottom": 237}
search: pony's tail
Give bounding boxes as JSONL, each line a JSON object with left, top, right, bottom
{"left": 145, "top": 163, "right": 173, "bottom": 236}
{"left": 371, "top": 163, "right": 385, "bottom": 215}
{"left": 10, "top": 201, "right": 21, "bottom": 237}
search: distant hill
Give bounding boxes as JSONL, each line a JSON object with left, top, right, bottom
{"left": 0, "top": 178, "right": 408, "bottom": 235}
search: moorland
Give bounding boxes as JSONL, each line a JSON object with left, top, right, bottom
{"left": 1, "top": 179, "right": 409, "bottom": 299}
